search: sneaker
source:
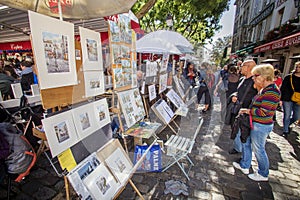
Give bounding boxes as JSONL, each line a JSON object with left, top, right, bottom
{"left": 228, "top": 149, "right": 239, "bottom": 154}
{"left": 248, "top": 172, "right": 268, "bottom": 181}
{"left": 233, "top": 162, "right": 249, "bottom": 174}
{"left": 282, "top": 132, "right": 289, "bottom": 138}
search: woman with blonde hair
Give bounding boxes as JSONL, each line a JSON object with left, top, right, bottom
{"left": 233, "top": 64, "right": 280, "bottom": 181}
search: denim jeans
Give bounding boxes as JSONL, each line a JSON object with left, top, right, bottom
{"left": 282, "top": 101, "right": 300, "bottom": 132}
{"left": 233, "top": 129, "right": 242, "bottom": 152}
{"left": 240, "top": 122, "right": 273, "bottom": 177}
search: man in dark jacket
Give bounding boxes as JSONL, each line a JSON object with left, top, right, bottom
{"left": 229, "top": 59, "right": 258, "bottom": 154}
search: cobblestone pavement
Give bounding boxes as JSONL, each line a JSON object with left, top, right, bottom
{"left": 1, "top": 101, "right": 299, "bottom": 200}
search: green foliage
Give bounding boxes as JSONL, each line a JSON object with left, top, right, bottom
{"left": 132, "top": 0, "right": 230, "bottom": 45}
{"left": 210, "top": 35, "right": 232, "bottom": 66}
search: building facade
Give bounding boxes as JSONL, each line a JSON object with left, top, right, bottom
{"left": 232, "top": 0, "right": 300, "bottom": 75}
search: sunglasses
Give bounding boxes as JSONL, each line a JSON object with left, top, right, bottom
{"left": 253, "top": 74, "right": 261, "bottom": 78}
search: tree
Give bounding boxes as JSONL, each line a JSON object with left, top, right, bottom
{"left": 132, "top": 0, "right": 230, "bottom": 45}
{"left": 210, "top": 35, "right": 232, "bottom": 66}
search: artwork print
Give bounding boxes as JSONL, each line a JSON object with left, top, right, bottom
{"left": 146, "top": 61, "right": 158, "bottom": 77}
{"left": 118, "top": 88, "right": 145, "bottom": 128}
{"left": 83, "top": 71, "right": 105, "bottom": 98}
{"left": 72, "top": 102, "right": 99, "bottom": 140}
{"left": 159, "top": 73, "right": 168, "bottom": 94}
{"left": 67, "top": 153, "right": 101, "bottom": 200}
{"left": 161, "top": 53, "right": 169, "bottom": 72}
{"left": 93, "top": 98, "right": 111, "bottom": 129}
{"left": 42, "top": 110, "right": 78, "bottom": 157}
{"left": 148, "top": 84, "right": 156, "bottom": 101}
{"left": 166, "top": 89, "right": 186, "bottom": 108}
{"left": 28, "top": 11, "right": 77, "bottom": 89}
{"left": 79, "top": 27, "right": 103, "bottom": 71}
{"left": 109, "top": 20, "right": 120, "bottom": 42}
{"left": 42, "top": 31, "right": 70, "bottom": 73}
{"left": 54, "top": 121, "right": 70, "bottom": 143}
{"left": 83, "top": 163, "right": 120, "bottom": 200}
{"left": 105, "top": 147, "right": 133, "bottom": 184}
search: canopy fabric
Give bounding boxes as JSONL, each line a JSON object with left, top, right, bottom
{"left": 136, "top": 37, "right": 182, "bottom": 55}
{"left": 176, "top": 45, "right": 194, "bottom": 54}
{"left": 142, "top": 30, "right": 193, "bottom": 49}
{"left": 0, "top": 0, "right": 137, "bottom": 19}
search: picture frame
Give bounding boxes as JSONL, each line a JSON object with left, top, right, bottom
{"left": 42, "top": 110, "right": 79, "bottom": 157}
{"left": 93, "top": 98, "right": 111, "bottom": 129}
{"left": 67, "top": 152, "right": 101, "bottom": 200}
{"left": 28, "top": 11, "right": 77, "bottom": 89}
{"left": 83, "top": 71, "right": 105, "bottom": 98}
{"left": 83, "top": 163, "right": 120, "bottom": 200}
{"left": 151, "top": 99, "right": 174, "bottom": 124}
{"left": 72, "top": 102, "right": 99, "bottom": 140}
{"left": 10, "top": 83, "right": 23, "bottom": 98}
{"left": 105, "top": 147, "right": 133, "bottom": 184}
{"left": 79, "top": 27, "right": 103, "bottom": 71}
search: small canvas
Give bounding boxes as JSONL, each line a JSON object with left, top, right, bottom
{"left": 83, "top": 71, "right": 105, "bottom": 97}
{"left": 79, "top": 27, "right": 103, "bottom": 71}
{"left": 31, "top": 84, "right": 40, "bottom": 96}
{"left": 28, "top": 11, "right": 77, "bottom": 89}
{"left": 72, "top": 102, "right": 99, "bottom": 140}
{"left": 105, "top": 147, "right": 133, "bottom": 184}
{"left": 145, "top": 61, "right": 157, "bottom": 77}
{"left": 93, "top": 98, "right": 111, "bottom": 129}
{"left": 42, "top": 110, "right": 78, "bottom": 157}
{"left": 152, "top": 99, "right": 174, "bottom": 124}
{"left": 11, "top": 83, "right": 23, "bottom": 98}
{"left": 83, "top": 163, "right": 120, "bottom": 200}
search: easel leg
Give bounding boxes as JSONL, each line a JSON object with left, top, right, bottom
{"left": 129, "top": 179, "right": 144, "bottom": 200}
{"left": 64, "top": 176, "right": 70, "bottom": 200}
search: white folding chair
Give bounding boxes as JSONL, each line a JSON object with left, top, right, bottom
{"left": 162, "top": 117, "right": 203, "bottom": 180}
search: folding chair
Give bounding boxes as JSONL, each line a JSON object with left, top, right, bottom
{"left": 162, "top": 117, "right": 203, "bottom": 180}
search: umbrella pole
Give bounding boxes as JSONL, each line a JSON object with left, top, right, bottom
{"left": 58, "top": 0, "right": 63, "bottom": 20}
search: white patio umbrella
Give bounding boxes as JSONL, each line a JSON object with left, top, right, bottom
{"left": 0, "top": 0, "right": 137, "bottom": 19}
{"left": 261, "top": 58, "right": 279, "bottom": 63}
{"left": 142, "top": 30, "right": 193, "bottom": 49}
{"left": 136, "top": 37, "right": 182, "bottom": 55}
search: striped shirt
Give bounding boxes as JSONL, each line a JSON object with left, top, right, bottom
{"left": 250, "top": 83, "right": 281, "bottom": 125}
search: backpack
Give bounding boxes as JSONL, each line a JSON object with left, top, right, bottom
{"left": 0, "top": 122, "right": 36, "bottom": 182}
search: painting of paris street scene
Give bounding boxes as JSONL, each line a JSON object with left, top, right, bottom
{"left": 86, "top": 39, "right": 98, "bottom": 61}
{"left": 54, "top": 121, "right": 70, "bottom": 143}
{"left": 42, "top": 31, "right": 70, "bottom": 73}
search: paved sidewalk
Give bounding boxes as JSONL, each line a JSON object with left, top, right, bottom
{"left": 0, "top": 103, "right": 299, "bottom": 199}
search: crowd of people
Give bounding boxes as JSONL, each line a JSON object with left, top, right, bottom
{"left": 0, "top": 54, "right": 37, "bottom": 99}
{"left": 176, "top": 58, "right": 300, "bottom": 182}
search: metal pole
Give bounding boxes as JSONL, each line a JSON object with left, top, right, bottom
{"left": 58, "top": 0, "right": 63, "bottom": 21}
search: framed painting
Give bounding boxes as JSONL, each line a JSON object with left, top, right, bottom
{"left": 93, "top": 98, "right": 111, "bottom": 129}
{"left": 83, "top": 163, "right": 120, "bottom": 200}
{"left": 28, "top": 11, "right": 77, "bottom": 89}
{"left": 72, "top": 102, "right": 99, "bottom": 140}
{"left": 10, "top": 83, "right": 23, "bottom": 98}
{"left": 42, "top": 110, "right": 78, "bottom": 157}
{"left": 105, "top": 147, "right": 133, "bottom": 184}
{"left": 83, "top": 71, "right": 105, "bottom": 98}
{"left": 79, "top": 27, "right": 103, "bottom": 71}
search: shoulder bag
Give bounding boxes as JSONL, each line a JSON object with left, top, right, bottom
{"left": 290, "top": 75, "right": 300, "bottom": 105}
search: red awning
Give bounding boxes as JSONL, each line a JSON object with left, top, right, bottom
{"left": 254, "top": 31, "right": 300, "bottom": 54}
{"left": 0, "top": 41, "right": 32, "bottom": 51}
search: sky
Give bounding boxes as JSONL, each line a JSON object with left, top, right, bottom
{"left": 206, "top": 0, "right": 235, "bottom": 49}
